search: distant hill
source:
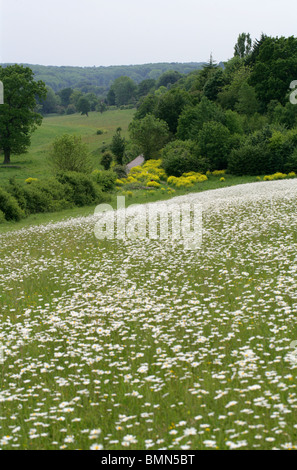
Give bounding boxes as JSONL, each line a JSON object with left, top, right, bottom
{"left": 1, "top": 62, "right": 206, "bottom": 92}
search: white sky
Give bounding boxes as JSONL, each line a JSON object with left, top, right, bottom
{"left": 1, "top": 0, "right": 297, "bottom": 67}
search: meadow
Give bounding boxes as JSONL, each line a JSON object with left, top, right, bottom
{"left": 0, "top": 179, "right": 297, "bottom": 450}
{"left": 0, "top": 109, "right": 135, "bottom": 186}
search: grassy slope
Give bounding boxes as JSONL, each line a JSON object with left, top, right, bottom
{"left": 0, "top": 182, "right": 297, "bottom": 450}
{"left": 0, "top": 109, "right": 135, "bottom": 185}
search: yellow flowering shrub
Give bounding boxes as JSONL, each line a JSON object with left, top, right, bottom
{"left": 167, "top": 172, "right": 208, "bottom": 188}
{"left": 212, "top": 170, "right": 226, "bottom": 176}
{"left": 147, "top": 181, "right": 161, "bottom": 188}
{"left": 264, "top": 173, "right": 287, "bottom": 181}
{"left": 25, "top": 178, "right": 38, "bottom": 184}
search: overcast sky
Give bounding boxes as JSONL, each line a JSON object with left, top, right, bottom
{"left": 1, "top": 0, "right": 297, "bottom": 67}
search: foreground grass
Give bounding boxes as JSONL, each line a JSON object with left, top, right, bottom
{"left": 0, "top": 181, "right": 297, "bottom": 449}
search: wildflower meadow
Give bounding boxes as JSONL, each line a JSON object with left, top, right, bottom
{"left": 0, "top": 179, "right": 297, "bottom": 450}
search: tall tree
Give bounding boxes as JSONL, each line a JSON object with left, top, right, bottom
{"left": 129, "top": 114, "right": 170, "bottom": 160}
{"left": 249, "top": 36, "right": 297, "bottom": 108}
{"left": 234, "top": 33, "right": 252, "bottom": 59}
{"left": 110, "top": 127, "right": 126, "bottom": 165}
{"left": 0, "top": 65, "right": 47, "bottom": 164}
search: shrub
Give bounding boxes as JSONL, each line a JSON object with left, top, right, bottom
{"left": 25, "top": 177, "right": 39, "bottom": 184}
{"left": 228, "top": 126, "right": 287, "bottom": 176}
{"left": 112, "top": 164, "right": 127, "bottom": 179}
{"left": 284, "top": 151, "right": 297, "bottom": 173}
{"left": 101, "top": 151, "right": 113, "bottom": 170}
{"left": 22, "top": 178, "right": 72, "bottom": 214}
{"left": 66, "top": 104, "right": 76, "bottom": 115}
{"left": 0, "top": 187, "right": 24, "bottom": 221}
{"left": 91, "top": 169, "right": 117, "bottom": 192}
{"left": 7, "top": 178, "right": 28, "bottom": 212}
{"left": 56, "top": 171, "right": 104, "bottom": 207}
{"left": 49, "top": 134, "right": 92, "bottom": 173}
{"left": 161, "top": 140, "right": 203, "bottom": 177}
{"left": 228, "top": 143, "right": 272, "bottom": 176}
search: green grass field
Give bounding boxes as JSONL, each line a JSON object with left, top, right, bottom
{"left": 0, "top": 109, "right": 135, "bottom": 186}
{"left": 0, "top": 180, "right": 297, "bottom": 450}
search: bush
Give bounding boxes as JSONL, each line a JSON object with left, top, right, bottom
{"left": 112, "top": 164, "right": 127, "bottom": 179}
{"left": 91, "top": 169, "right": 117, "bottom": 192}
{"left": 56, "top": 171, "right": 104, "bottom": 207}
{"left": 49, "top": 134, "right": 92, "bottom": 173}
{"left": 161, "top": 140, "right": 204, "bottom": 177}
{"left": 228, "top": 126, "right": 288, "bottom": 176}
{"left": 228, "top": 143, "right": 272, "bottom": 175}
{"left": 0, "top": 187, "right": 24, "bottom": 221}
{"left": 284, "top": 151, "right": 297, "bottom": 173}
{"left": 22, "top": 179, "right": 72, "bottom": 214}
{"left": 66, "top": 104, "right": 76, "bottom": 115}
{"left": 7, "top": 178, "right": 28, "bottom": 212}
{"left": 101, "top": 151, "right": 113, "bottom": 170}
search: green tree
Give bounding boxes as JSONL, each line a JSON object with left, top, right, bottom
{"left": 85, "top": 93, "right": 99, "bottom": 111}
{"left": 161, "top": 140, "right": 203, "bottom": 176}
{"left": 58, "top": 88, "right": 73, "bottom": 107}
{"left": 197, "top": 121, "right": 231, "bottom": 170}
{"left": 129, "top": 114, "right": 170, "bottom": 160}
{"left": 0, "top": 64, "right": 47, "bottom": 164}
{"left": 110, "top": 127, "right": 126, "bottom": 165}
{"left": 235, "top": 81, "right": 259, "bottom": 115}
{"left": 234, "top": 33, "right": 252, "bottom": 58}
{"left": 177, "top": 97, "right": 225, "bottom": 140}
{"left": 156, "top": 88, "right": 192, "bottom": 134}
{"left": 97, "top": 100, "right": 107, "bottom": 114}
{"left": 110, "top": 76, "right": 137, "bottom": 106}
{"left": 39, "top": 86, "right": 59, "bottom": 115}
{"left": 49, "top": 134, "right": 92, "bottom": 173}
{"left": 157, "top": 70, "right": 182, "bottom": 89}
{"left": 77, "top": 97, "right": 91, "bottom": 116}
{"left": 101, "top": 151, "right": 113, "bottom": 170}
{"left": 203, "top": 68, "right": 225, "bottom": 101}
{"left": 137, "top": 79, "right": 156, "bottom": 98}
{"left": 134, "top": 94, "right": 158, "bottom": 120}
{"left": 249, "top": 36, "right": 297, "bottom": 108}
{"left": 217, "top": 66, "right": 251, "bottom": 110}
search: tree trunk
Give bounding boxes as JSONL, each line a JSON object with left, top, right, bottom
{"left": 3, "top": 150, "right": 10, "bottom": 165}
